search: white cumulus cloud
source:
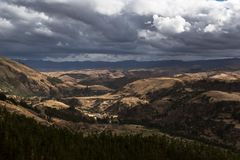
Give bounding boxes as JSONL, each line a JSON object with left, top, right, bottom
{"left": 152, "top": 15, "right": 191, "bottom": 34}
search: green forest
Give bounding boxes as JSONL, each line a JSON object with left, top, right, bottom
{"left": 0, "top": 108, "right": 239, "bottom": 160}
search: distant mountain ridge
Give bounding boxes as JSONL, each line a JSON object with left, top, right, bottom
{"left": 17, "top": 58, "right": 240, "bottom": 71}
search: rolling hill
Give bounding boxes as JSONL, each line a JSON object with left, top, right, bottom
{"left": 0, "top": 57, "right": 240, "bottom": 152}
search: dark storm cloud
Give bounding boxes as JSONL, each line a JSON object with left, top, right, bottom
{"left": 0, "top": 0, "right": 240, "bottom": 61}
{"left": 12, "top": 0, "right": 138, "bottom": 42}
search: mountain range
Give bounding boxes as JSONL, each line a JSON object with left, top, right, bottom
{"left": 18, "top": 58, "right": 240, "bottom": 71}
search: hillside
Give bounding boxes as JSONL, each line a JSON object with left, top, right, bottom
{"left": 1, "top": 108, "right": 239, "bottom": 160}
{"left": 0, "top": 57, "right": 57, "bottom": 97}
{"left": 116, "top": 72, "right": 240, "bottom": 150}
{"left": 0, "top": 58, "right": 113, "bottom": 97}
{"left": 40, "top": 69, "right": 240, "bottom": 150}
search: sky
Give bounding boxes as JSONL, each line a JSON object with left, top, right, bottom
{"left": 0, "top": 0, "right": 240, "bottom": 62}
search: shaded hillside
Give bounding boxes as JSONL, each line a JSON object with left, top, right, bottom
{"left": 115, "top": 72, "right": 240, "bottom": 150}
{"left": 0, "top": 108, "right": 239, "bottom": 160}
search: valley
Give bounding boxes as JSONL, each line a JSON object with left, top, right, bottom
{"left": 0, "top": 57, "right": 240, "bottom": 153}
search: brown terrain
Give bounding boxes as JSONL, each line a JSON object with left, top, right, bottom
{"left": 0, "top": 57, "right": 240, "bottom": 151}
